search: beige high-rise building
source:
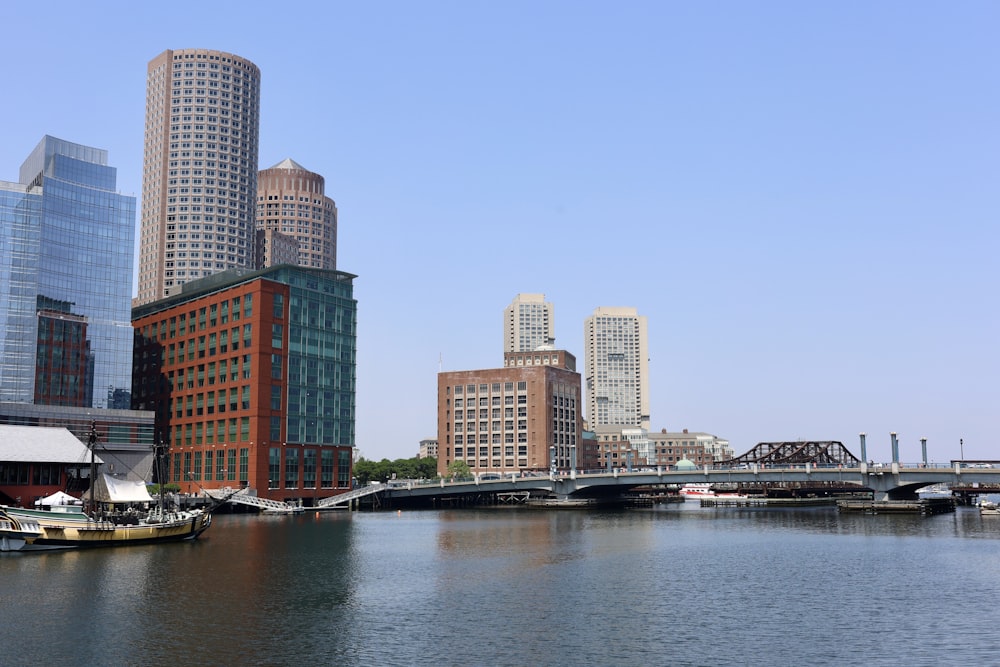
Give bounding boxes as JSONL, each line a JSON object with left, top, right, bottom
{"left": 583, "top": 306, "right": 650, "bottom": 429}
{"left": 503, "top": 293, "right": 555, "bottom": 353}
{"left": 256, "top": 159, "right": 338, "bottom": 270}
{"left": 136, "top": 48, "right": 261, "bottom": 305}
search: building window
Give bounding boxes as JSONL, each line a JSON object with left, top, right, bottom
{"left": 268, "top": 448, "right": 280, "bottom": 488}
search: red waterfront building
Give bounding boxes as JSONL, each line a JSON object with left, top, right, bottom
{"left": 131, "top": 266, "right": 357, "bottom": 505}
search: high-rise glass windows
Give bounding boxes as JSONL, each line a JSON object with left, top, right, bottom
{"left": 0, "top": 137, "right": 136, "bottom": 407}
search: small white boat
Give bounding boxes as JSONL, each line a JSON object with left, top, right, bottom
{"left": 979, "top": 501, "right": 1000, "bottom": 516}
{"left": 262, "top": 505, "right": 305, "bottom": 515}
{"left": 679, "top": 483, "right": 748, "bottom": 500}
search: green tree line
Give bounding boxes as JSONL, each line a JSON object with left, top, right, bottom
{"left": 352, "top": 456, "right": 439, "bottom": 485}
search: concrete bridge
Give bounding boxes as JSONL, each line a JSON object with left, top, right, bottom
{"left": 329, "top": 463, "right": 1000, "bottom": 507}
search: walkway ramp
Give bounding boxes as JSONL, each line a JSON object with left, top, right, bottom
{"left": 204, "top": 487, "right": 300, "bottom": 513}
{"left": 318, "top": 484, "right": 383, "bottom": 507}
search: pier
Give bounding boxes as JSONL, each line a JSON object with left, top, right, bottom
{"left": 836, "top": 497, "right": 956, "bottom": 515}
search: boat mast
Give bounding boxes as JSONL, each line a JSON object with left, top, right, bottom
{"left": 156, "top": 439, "right": 166, "bottom": 515}
{"left": 88, "top": 421, "right": 98, "bottom": 518}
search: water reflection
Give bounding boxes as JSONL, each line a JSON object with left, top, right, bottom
{"left": 4, "top": 505, "right": 1000, "bottom": 666}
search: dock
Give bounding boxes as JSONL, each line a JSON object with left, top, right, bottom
{"left": 700, "top": 496, "right": 839, "bottom": 508}
{"left": 836, "top": 497, "right": 956, "bottom": 515}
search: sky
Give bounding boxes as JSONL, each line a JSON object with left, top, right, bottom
{"left": 1, "top": 1, "right": 997, "bottom": 463}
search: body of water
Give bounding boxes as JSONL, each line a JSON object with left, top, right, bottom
{"left": 3, "top": 502, "right": 1000, "bottom": 666}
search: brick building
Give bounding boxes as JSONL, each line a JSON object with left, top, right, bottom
{"left": 437, "top": 349, "right": 581, "bottom": 476}
{"left": 132, "top": 265, "right": 356, "bottom": 504}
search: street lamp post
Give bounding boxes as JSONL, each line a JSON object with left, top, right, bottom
{"left": 960, "top": 438, "right": 964, "bottom": 462}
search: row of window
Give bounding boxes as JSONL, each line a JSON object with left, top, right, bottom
{"left": 448, "top": 432, "right": 578, "bottom": 446}
{"left": 267, "top": 447, "right": 351, "bottom": 489}
{"left": 0, "top": 463, "right": 63, "bottom": 486}
{"left": 172, "top": 385, "right": 252, "bottom": 417}
{"left": 453, "top": 420, "right": 528, "bottom": 433}
{"left": 449, "top": 382, "right": 526, "bottom": 395}
{"left": 454, "top": 446, "right": 528, "bottom": 457}
{"left": 452, "top": 395, "right": 526, "bottom": 408}
{"left": 171, "top": 418, "right": 251, "bottom": 447}
{"left": 172, "top": 448, "right": 247, "bottom": 483}
{"left": 140, "top": 296, "right": 253, "bottom": 341}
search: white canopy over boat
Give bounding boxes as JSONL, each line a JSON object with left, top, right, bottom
{"left": 34, "top": 490, "right": 82, "bottom": 506}
{"left": 82, "top": 474, "right": 154, "bottom": 504}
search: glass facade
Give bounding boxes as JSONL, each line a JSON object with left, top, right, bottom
{"left": 0, "top": 136, "right": 136, "bottom": 408}
{"left": 277, "top": 266, "right": 356, "bottom": 448}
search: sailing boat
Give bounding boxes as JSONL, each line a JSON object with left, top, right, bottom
{"left": 0, "top": 424, "right": 216, "bottom": 551}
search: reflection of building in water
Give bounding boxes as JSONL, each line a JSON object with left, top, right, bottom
{"left": 34, "top": 296, "right": 92, "bottom": 407}
{"left": 0, "top": 135, "right": 136, "bottom": 409}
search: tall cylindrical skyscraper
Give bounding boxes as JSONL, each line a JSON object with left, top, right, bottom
{"left": 136, "top": 48, "right": 261, "bottom": 305}
{"left": 256, "top": 158, "right": 338, "bottom": 270}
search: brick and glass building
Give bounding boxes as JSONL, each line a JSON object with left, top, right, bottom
{"left": 437, "top": 349, "right": 581, "bottom": 476}
{"left": 132, "top": 265, "right": 357, "bottom": 504}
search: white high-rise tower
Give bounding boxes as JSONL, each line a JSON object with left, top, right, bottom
{"left": 504, "top": 293, "right": 555, "bottom": 352}
{"left": 136, "top": 48, "right": 261, "bottom": 305}
{"left": 583, "top": 306, "right": 649, "bottom": 429}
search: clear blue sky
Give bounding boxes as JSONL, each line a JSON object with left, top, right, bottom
{"left": 2, "top": 1, "right": 997, "bottom": 462}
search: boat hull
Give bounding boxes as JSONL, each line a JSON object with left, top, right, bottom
{"left": 1, "top": 507, "right": 211, "bottom": 552}
{"left": 0, "top": 512, "right": 45, "bottom": 552}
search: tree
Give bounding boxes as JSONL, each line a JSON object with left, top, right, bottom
{"left": 353, "top": 456, "right": 440, "bottom": 485}
{"left": 446, "top": 460, "right": 472, "bottom": 480}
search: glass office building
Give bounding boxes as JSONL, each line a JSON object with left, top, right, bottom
{"left": 0, "top": 136, "right": 136, "bottom": 408}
